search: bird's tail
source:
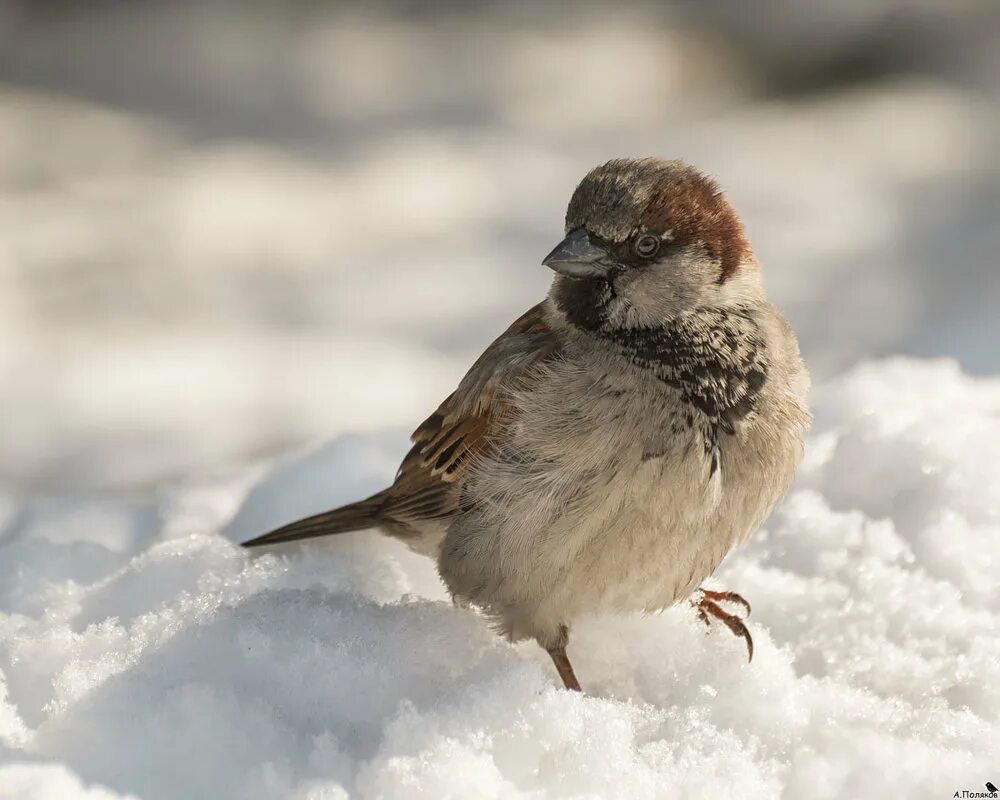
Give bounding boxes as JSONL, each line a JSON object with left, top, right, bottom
{"left": 241, "top": 490, "right": 388, "bottom": 548}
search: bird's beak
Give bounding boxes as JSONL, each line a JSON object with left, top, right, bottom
{"left": 542, "top": 229, "right": 612, "bottom": 278}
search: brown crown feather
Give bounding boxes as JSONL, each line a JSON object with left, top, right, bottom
{"left": 639, "top": 166, "right": 751, "bottom": 283}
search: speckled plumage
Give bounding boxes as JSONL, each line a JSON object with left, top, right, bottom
{"left": 244, "top": 158, "right": 810, "bottom": 691}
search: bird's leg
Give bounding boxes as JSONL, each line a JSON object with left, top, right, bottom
{"left": 544, "top": 625, "right": 582, "bottom": 691}
{"left": 692, "top": 588, "right": 754, "bottom": 662}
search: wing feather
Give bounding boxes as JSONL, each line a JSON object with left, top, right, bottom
{"left": 383, "top": 303, "right": 559, "bottom": 524}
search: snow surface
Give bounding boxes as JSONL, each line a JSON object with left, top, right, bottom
{"left": 1, "top": 358, "right": 998, "bottom": 799}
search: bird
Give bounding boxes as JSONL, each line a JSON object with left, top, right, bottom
{"left": 243, "top": 157, "right": 810, "bottom": 692}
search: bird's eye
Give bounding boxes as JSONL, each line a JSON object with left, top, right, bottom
{"left": 632, "top": 233, "right": 660, "bottom": 259}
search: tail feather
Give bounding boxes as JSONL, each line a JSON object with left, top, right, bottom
{"left": 241, "top": 491, "right": 387, "bottom": 548}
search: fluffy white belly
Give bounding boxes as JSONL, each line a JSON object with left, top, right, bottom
{"left": 507, "top": 445, "right": 734, "bottom": 627}
{"left": 438, "top": 363, "right": 792, "bottom": 644}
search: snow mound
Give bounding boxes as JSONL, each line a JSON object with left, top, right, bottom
{"left": 1, "top": 358, "right": 998, "bottom": 799}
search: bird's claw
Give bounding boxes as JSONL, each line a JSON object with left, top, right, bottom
{"left": 691, "top": 588, "right": 754, "bottom": 662}
{"left": 699, "top": 588, "right": 751, "bottom": 617}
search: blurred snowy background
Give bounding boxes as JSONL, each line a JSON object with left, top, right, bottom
{"left": 1, "top": 2, "right": 999, "bottom": 798}
{"left": 1, "top": 0, "right": 999, "bottom": 492}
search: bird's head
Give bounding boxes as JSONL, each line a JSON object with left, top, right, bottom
{"left": 545, "top": 158, "right": 758, "bottom": 332}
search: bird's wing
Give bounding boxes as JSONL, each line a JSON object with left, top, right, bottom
{"left": 384, "top": 302, "right": 561, "bottom": 524}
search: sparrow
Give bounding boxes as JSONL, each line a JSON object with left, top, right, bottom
{"left": 244, "top": 158, "right": 810, "bottom": 691}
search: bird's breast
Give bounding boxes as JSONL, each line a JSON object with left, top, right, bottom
{"left": 448, "top": 343, "right": 803, "bottom": 618}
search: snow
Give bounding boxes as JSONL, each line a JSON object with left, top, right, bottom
{"left": 1, "top": 359, "right": 998, "bottom": 799}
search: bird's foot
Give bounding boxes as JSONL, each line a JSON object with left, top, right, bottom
{"left": 691, "top": 588, "right": 754, "bottom": 662}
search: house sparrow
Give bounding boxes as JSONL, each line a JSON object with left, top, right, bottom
{"left": 244, "top": 158, "right": 810, "bottom": 691}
